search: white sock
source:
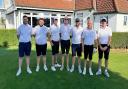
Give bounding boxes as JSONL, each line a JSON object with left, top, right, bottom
{"left": 89, "top": 67, "right": 92, "bottom": 71}
{"left": 78, "top": 65, "right": 81, "bottom": 68}
{"left": 98, "top": 68, "right": 101, "bottom": 72}
{"left": 27, "top": 65, "right": 30, "bottom": 69}
{"left": 105, "top": 69, "right": 108, "bottom": 72}
{"left": 72, "top": 65, "right": 74, "bottom": 68}
{"left": 18, "top": 67, "right": 21, "bottom": 71}
{"left": 84, "top": 67, "right": 86, "bottom": 71}
{"left": 44, "top": 64, "right": 46, "bottom": 67}
{"left": 37, "top": 64, "right": 39, "bottom": 67}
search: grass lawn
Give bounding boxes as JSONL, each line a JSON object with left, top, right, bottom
{"left": 0, "top": 44, "right": 128, "bottom": 89}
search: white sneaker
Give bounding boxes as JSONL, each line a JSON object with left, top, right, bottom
{"left": 83, "top": 68, "right": 86, "bottom": 75}
{"left": 89, "top": 68, "right": 93, "bottom": 76}
{"left": 60, "top": 66, "right": 64, "bottom": 71}
{"left": 70, "top": 66, "right": 74, "bottom": 73}
{"left": 44, "top": 65, "right": 48, "bottom": 71}
{"left": 36, "top": 66, "right": 40, "bottom": 72}
{"left": 67, "top": 66, "right": 70, "bottom": 71}
{"left": 51, "top": 66, "right": 56, "bottom": 71}
{"left": 104, "top": 71, "right": 110, "bottom": 77}
{"left": 27, "top": 67, "right": 32, "bottom": 74}
{"left": 96, "top": 70, "right": 102, "bottom": 75}
{"left": 55, "top": 63, "right": 61, "bottom": 67}
{"left": 78, "top": 66, "right": 82, "bottom": 74}
{"left": 16, "top": 68, "right": 21, "bottom": 76}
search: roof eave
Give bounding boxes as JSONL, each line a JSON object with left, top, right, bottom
{"left": 16, "top": 6, "right": 74, "bottom": 12}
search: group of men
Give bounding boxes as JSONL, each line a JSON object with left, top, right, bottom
{"left": 16, "top": 15, "right": 112, "bottom": 78}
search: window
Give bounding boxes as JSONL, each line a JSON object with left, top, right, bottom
{"left": 32, "top": 17, "right": 38, "bottom": 27}
{"left": 52, "top": 14, "right": 57, "bottom": 16}
{"left": 28, "top": 17, "right": 31, "bottom": 25}
{"left": 24, "top": 13, "right": 30, "bottom": 15}
{"left": 61, "top": 15, "right": 65, "bottom": 17}
{"left": 44, "top": 18, "right": 50, "bottom": 27}
{"left": 124, "top": 16, "right": 127, "bottom": 25}
{"left": 77, "top": 13, "right": 83, "bottom": 18}
{"left": 33, "top": 13, "right": 38, "bottom": 15}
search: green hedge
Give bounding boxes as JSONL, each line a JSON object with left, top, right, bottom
{"left": 0, "top": 29, "right": 18, "bottom": 47}
{"left": 0, "top": 30, "right": 128, "bottom": 48}
{"left": 111, "top": 32, "right": 128, "bottom": 49}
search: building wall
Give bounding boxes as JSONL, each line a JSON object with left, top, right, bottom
{"left": 116, "top": 14, "right": 128, "bottom": 32}
{"left": 93, "top": 14, "right": 117, "bottom": 32}
{"left": 6, "top": 12, "right": 15, "bottom": 29}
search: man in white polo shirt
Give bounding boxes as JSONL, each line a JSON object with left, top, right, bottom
{"left": 82, "top": 19, "right": 97, "bottom": 76}
{"left": 49, "top": 17, "right": 61, "bottom": 71}
{"left": 96, "top": 18, "right": 112, "bottom": 77}
{"left": 33, "top": 18, "right": 49, "bottom": 72}
{"left": 70, "top": 18, "right": 83, "bottom": 73}
{"left": 16, "top": 15, "right": 32, "bottom": 76}
{"left": 60, "top": 16, "right": 72, "bottom": 71}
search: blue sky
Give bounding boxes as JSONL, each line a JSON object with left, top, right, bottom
{"left": 0, "top": 0, "right": 3, "bottom": 8}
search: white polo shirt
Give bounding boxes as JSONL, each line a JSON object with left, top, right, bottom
{"left": 71, "top": 26, "right": 83, "bottom": 44}
{"left": 60, "top": 24, "right": 72, "bottom": 40}
{"left": 82, "top": 28, "right": 97, "bottom": 45}
{"left": 17, "top": 24, "right": 32, "bottom": 42}
{"left": 50, "top": 24, "right": 60, "bottom": 41}
{"left": 33, "top": 25, "right": 49, "bottom": 45}
{"left": 98, "top": 26, "right": 112, "bottom": 44}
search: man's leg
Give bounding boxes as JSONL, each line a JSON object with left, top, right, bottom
{"left": 77, "top": 44, "right": 82, "bottom": 74}
{"left": 70, "top": 56, "right": 76, "bottom": 72}
{"left": 89, "top": 59, "right": 93, "bottom": 75}
{"left": 88, "top": 45, "right": 94, "bottom": 75}
{"left": 26, "top": 56, "right": 32, "bottom": 74}
{"left": 105, "top": 60, "right": 108, "bottom": 71}
{"left": 36, "top": 44, "right": 41, "bottom": 72}
{"left": 66, "top": 40, "right": 70, "bottom": 71}
{"left": 66, "top": 54, "right": 69, "bottom": 71}
{"left": 51, "top": 55, "right": 56, "bottom": 71}
{"left": 60, "top": 54, "right": 65, "bottom": 71}
{"left": 16, "top": 43, "right": 24, "bottom": 76}
{"left": 43, "top": 55, "right": 48, "bottom": 71}
{"left": 104, "top": 47, "right": 110, "bottom": 77}
{"left": 83, "top": 45, "right": 88, "bottom": 75}
{"left": 78, "top": 56, "right": 82, "bottom": 74}
{"left": 83, "top": 59, "right": 87, "bottom": 75}
{"left": 16, "top": 57, "right": 23, "bottom": 76}
{"left": 60, "top": 40, "right": 65, "bottom": 70}
{"left": 70, "top": 44, "right": 76, "bottom": 72}
{"left": 36, "top": 56, "right": 41, "bottom": 72}
{"left": 54, "top": 42, "right": 61, "bottom": 67}
{"left": 96, "top": 46, "right": 103, "bottom": 75}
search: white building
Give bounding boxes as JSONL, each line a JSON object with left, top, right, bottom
{"left": 3, "top": 0, "right": 128, "bottom": 32}
{"left": 0, "top": 8, "right": 5, "bottom": 28}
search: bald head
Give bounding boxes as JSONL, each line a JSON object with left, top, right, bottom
{"left": 87, "top": 19, "right": 93, "bottom": 29}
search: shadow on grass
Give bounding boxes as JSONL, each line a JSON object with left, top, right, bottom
{"left": 0, "top": 47, "right": 128, "bottom": 89}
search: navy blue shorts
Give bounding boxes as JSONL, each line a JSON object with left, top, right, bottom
{"left": 36, "top": 44, "right": 47, "bottom": 56}
{"left": 61, "top": 40, "right": 70, "bottom": 54}
{"left": 19, "top": 42, "right": 31, "bottom": 57}
{"left": 72, "top": 44, "right": 82, "bottom": 57}
{"left": 98, "top": 44, "right": 110, "bottom": 60}
{"left": 52, "top": 40, "right": 59, "bottom": 55}
{"left": 84, "top": 45, "right": 93, "bottom": 60}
